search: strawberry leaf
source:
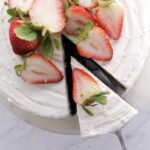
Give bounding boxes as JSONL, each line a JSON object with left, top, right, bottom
{"left": 85, "top": 22, "right": 94, "bottom": 32}
{"left": 15, "top": 25, "right": 38, "bottom": 41}
{"left": 93, "top": 96, "right": 107, "bottom": 105}
{"left": 69, "top": 0, "right": 79, "bottom": 6}
{"left": 7, "top": 8, "right": 18, "bottom": 17}
{"left": 64, "top": 1, "right": 69, "bottom": 11}
{"left": 94, "top": 91, "right": 110, "bottom": 97}
{"left": 18, "top": 11, "right": 25, "bottom": 18}
{"left": 64, "top": 33, "right": 80, "bottom": 44}
{"left": 91, "top": 91, "right": 109, "bottom": 105}
{"left": 40, "top": 37, "right": 53, "bottom": 59}
{"left": 82, "top": 106, "right": 94, "bottom": 116}
{"left": 7, "top": 8, "right": 27, "bottom": 22}
{"left": 54, "top": 38, "right": 61, "bottom": 50}
{"left": 66, "top": 30, "right": 88, "bottom": 44}
{"left": 15, "top": 64, "right": 25, "bottom": 76}
{"left": 7, "top": 8, "right": 19, "bottom": 22}
{"left": 65, "top": 22, "right": 94, "bottom": 44}
{"left": 51, "top": 35, "right": 61, "bottom": 50}
{"left": 76, "top": 28, "right": 84, "bottom": 34}
{"left": 99, "top": 0, "right": 113, "bottom": 7}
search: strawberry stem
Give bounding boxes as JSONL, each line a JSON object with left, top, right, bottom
{"left": 69, "top": 0, "right": 79, "bottom": 6}
{"left": 82, "top": 106, "right": 94, "bottom": 116}
{"left": 91, "top": 91, "right": 109, "bottom": 105}
{"left": 14, "top": 64, "right": 25, "bottom": 76}
{"left": 42, "top": 27, "right": 47, "bottom": 36}
{"left": 99, "top": 0, "right": 113, "bottom": 7}
{"left": 63, "top": 22, "right": 94, "bottom": 44}
{"left": 84, "top": 91, "right": 109, "bottom": 106}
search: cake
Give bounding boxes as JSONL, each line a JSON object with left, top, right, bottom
{"left": 71, "top": 57, "right": 137, "bottom": 137}
{"left": 0, "top": 34, "right": 71, "bottom": 118}
{"left": 0, "top": 0, "right": 149, "bottom": 137}
{"left": 64, "top": 0, "right": 150, "bottom": 89}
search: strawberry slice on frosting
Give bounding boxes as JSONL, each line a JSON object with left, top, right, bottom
{"left": 29, "top": 0, "right": 66, "bottom": 33}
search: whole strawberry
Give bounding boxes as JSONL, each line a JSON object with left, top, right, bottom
{"left": 9, "top": 18, "right": 40, "bottom": 55}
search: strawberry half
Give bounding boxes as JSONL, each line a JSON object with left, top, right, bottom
{"left": 65, "top": 6, "right": 95, "bottom": 35}
{"left": 77, "top": 27, "right": 113, "bottom": 61}
{"left": 96, "top": 1, "right": 124, "bottom": 40}
{"left": 16, "top": 54, "right": 63, "bottom": 84}
{"left": 78, "top": 0, "right": 99, "bottom": 9}
{"left": 29, "top": 0, "right": 66, "bottom": 33}
{"left": 9, "top": 18, "right": 40, "bottom": 55}
{"left": 6, "top": 0, "right": 34, "bottom": 13}
{"left": 73, "top": 68, "right": 109, "bottom": 116}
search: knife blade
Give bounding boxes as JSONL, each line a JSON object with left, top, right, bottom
{"left": 62, "top": 35, "right": 126, "bottom": 96}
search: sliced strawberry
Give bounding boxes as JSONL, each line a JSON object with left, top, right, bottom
{"left": 78, "top": 0, "right": 99, "bottom": 9}
{"left": 19, "top": 54, "right": 63, "bottom": 84}
{"left": 73, "top": 68, "right": 100, "bottom": 105}
{"left": 65, "top": 6, "right": 95, "bottom": 35}
{"left": 29, "top": 0, "right": 66, "bottom": 33}
{"left": 96, "top": 1, "right": 124, "bottom": 40}
{"left": 9, "top": 18, "right": 40, "bottom": 55}
{"left": 72, "top": 67, "right": 109, "bottom": 116}
{"left": 6, "top": 0, "right": 34, "bottom": 13}
{"left": 77, "top": 27, "right": 113, "bottom": 61}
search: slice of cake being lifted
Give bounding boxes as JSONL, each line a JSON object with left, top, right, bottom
{"left": 71, "top": 57, "right": 138, "bottom": 137}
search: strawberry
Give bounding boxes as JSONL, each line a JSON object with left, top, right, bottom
{"left": 73, "top": 68, "right": 109, "bottom": 116}
{"left": 78, "top": 0, "right": 99, "bottom": 9}
{"left": 15, "top": 54, "right": 63, "bottom": 84}
{"left": 6, "top": 0, "right": 34, "bottom": 13}
{"left": 77, "top": 27, "right": 113, "bottom": 61}
{"left": 9, "top": 18, "right": 40, "bottom": 55}
{"left": 29, "top": 0, "right": 66, "bottom": 33}
{"left": 96, "top": 0, "right": 124, "bottom": 40}
{"left": 65, "top": 6, "right": 96, "bottom": 35}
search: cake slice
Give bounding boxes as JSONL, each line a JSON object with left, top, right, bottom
{"left": 71, "top": 57, "right": 137, "bottom": 137}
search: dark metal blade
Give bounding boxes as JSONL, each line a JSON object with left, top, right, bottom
{"left": 62, "top": 36, "right": 77, "bottom": 115}
{"left": 62, "top": 35, "right": 126, "bottom": 96}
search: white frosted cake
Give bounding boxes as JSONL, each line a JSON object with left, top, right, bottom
{"left": 71, "top": 57, "right": 137, "bottom": 137}
{"left": 0, "top": 0, "right": 150, "bottom": 137}
{"left": 0, "top": 36, "right": 70, "bottom": 118}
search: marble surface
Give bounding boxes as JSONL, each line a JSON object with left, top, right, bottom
{"left": 0, "top": 53, "right": 149, "bottom": 150}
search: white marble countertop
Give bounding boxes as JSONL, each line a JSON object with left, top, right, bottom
{"left": 0, "top": 52, "right": 149, "bottom": 150}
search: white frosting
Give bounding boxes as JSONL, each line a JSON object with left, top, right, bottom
{"left": 95, "top": 0, "right": 150, "bottom": 89}
{"left": 0, "top": 6, "right": 70, "bottom": 118}
{"left": 0, "top": 0, "right": 150, "bottom": 120}
{"left": 71, "top": 57, "right": 138, "bottom": 137}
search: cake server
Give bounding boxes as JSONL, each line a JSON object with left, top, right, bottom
{"left": 62, "top": 35, "right": 126, "bottom": 96}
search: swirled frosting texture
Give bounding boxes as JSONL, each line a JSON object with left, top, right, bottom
{"left": 0, "top": 4, "right": 70, "bottom": 118}
{"left": 0, "top": 0, "right": 150, "bottom": 119}
{"left": 72, "top": 57, "right": 137, "bottom": 137}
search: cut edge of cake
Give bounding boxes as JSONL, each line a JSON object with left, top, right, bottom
{"left": 71, "top": 57, "right": 138, "bottom": 137}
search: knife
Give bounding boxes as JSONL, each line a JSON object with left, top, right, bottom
{"left": 62, "top": 35, "right": 126, "bottom": 96}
